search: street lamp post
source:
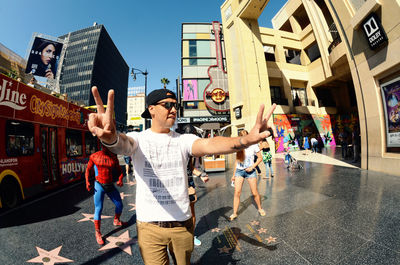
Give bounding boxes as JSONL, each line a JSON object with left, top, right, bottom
{"left": 131, "top": 68, "right": 148, "bottom": 130}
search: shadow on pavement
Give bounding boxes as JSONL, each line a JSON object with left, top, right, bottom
{"left": 0, "top": 182, "right": 90, "bottom": 228}
{"left": 194, "top": 227, "right": 277, "bottom": 265}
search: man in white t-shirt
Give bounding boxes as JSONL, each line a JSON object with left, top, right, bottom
{"left": 88, "top": 86, "right": 277, "bottom": 265}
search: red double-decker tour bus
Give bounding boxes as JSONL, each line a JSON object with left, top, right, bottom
{"left": 0, "top": 73, "right": 99, "bottom": 209}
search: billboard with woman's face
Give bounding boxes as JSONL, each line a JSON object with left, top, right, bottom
{"left": 25, "top": 37, "right": 63, "bottom": 79}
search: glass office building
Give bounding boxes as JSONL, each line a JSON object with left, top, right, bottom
{"left": 59, "top": 24, "right": 129, "bottom": 127}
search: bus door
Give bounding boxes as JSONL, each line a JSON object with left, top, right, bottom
{"left": 40, "top": 127, "right": 60, "bottom": 186}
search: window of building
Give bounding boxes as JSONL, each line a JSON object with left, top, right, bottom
{"left": 264, "top": 45, "right": 276, "bottom": 62}
{"left": 316, "top": 89, "right": 336, "bottom": 107}
{"left": 6, "top": 120, "right": 34, "bottom": 157}
{"left": 66, "top": 129, "right": 82, "bottom": 157}
{"left": 270, "top": 86, "right": 288, "bottom": 105}
{"left": 285, "top": 49, "right": 302, "bottom": 65}
{"left": 85, "top": 132, "right": 98, "bottom": 155}
{"left": 184, "top": 102, "right": 198, "bottom": 109}
{"left": 184, "top": 58, "right": 216, "bottom": 66}
{"left": 305, "top": 42, "right": 321, "bottom": 63}
{"left": 291, "top": 87, "right": 308, "bottom": 106}
{"left": 293, "top": 5, "right": 311, "bottom": 30}
{"left": 279, "top": 20, "right": 293, "bottom": 33}
{"left": 189, "top": 40, "right": 197, "bottom": 57}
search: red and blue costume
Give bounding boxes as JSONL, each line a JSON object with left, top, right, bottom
{"left": 85, "top": 147, "right": 126, "bottom": 245}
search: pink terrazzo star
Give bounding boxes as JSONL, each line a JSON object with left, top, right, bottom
{"left": 77, "top": 213, "right": 113, "bottom": 223}
{"left": 266, "top": 236, "right": 277, "bottom": 244}
{"left": 250, "top": 220, "right": 260, "bottom": 226}
{"left": 128, "top": 203, "right": 136, "bottom": 211}
{"left": 98, "top": 230, "right": 136, "bottom": 255}
{"left": 217, "top": 245, "right": 231, "bottom": 254}
{"left": 211, "top": 228, "right": 221, "bottom": 233}
{"left": 125, "top": 180, "right": 136, "bottom": 186}
{"left": 119, "top": 192, "right": 133, "bottom": 200}
{"left": 27, "top": 246, "right": 73, "bottom": 265}
{"left": 257, "top": 228, "right": 267, "bottom": 234}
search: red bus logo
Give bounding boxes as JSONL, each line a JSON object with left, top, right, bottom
{"left": 0, "top": 79, "right": 27, "bottom": 110}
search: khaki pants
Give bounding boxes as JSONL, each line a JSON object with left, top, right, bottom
{"left": 137, "top": 220, "right": 194, "bottom": 265}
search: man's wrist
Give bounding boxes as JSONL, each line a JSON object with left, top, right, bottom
{"left": 101, "top": 132, "right": 120, "bottom": 147}
{"left": 239, "top": 137, "right": 248, "bottom": 149}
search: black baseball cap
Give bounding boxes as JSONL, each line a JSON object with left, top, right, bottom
{"left": 141, "top": 89, "right": 177, "bottom": 118}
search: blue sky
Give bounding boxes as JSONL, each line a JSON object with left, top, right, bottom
{"left": 1, "top": 0, "right": 287, "bottom": 94}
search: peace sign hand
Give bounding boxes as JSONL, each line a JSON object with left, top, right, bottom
{"left": 88, "top": 86, "right": 117, "bottom": 144}
{"left": 246, "top": 103, "right": 278, "bottom": 145}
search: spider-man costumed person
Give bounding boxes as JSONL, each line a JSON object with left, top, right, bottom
{"left": 85, "top": 145, "right": 127, "bottom": 245}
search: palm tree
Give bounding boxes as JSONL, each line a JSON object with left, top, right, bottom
{"left": 161, "top": 78, "right": 170, "bottom": 89}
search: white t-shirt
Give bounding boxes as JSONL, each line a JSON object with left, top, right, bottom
{"left": 236, "top": 144, "right": 260, "bottom": 170}
{"left": 126, "top": 129, "right": 199, "bottom": 222}
{"left": 311, "top": 137, "right": 318, "bottom": 145}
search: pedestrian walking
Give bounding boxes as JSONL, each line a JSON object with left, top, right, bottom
{"left": 260, "top": 139, "right": 274, "bottom": 178}
{"left": 310, "top": 136, "right": 318, "bottom": 153}
{"left": 352, "top": 127, "right": 361, "bottom": 162}
{"left": 303, "top": 135, "right": 310, "bottom": 155}
{"left": 123, "top": 155, "right": 133, "bottom": 183}
{"left": 85, "top": 146, "right": 127, "bottom": 245}
{"left": 338, "top": 129, "right": 349, "bottom": 159}
{"left": 229, "top": 130, "right": 266, "bottom": 221}
{"left": 88, "top": 86, "right": 277, "bottom": 265}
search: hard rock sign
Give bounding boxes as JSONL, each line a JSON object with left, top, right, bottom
{"left": 203, "top": 21, "right": 230, "bottom": 112}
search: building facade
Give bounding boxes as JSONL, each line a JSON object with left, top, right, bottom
{"left": 180, "top": 22, "right": 231, "bottom": 136}
{"left": 221, "top": 0, "right": 400, "bottom": 175}
{"left": 0, "top": 43, "right": 28, "bottom": 82}
{"left": 127, "top": 86, "right": 145, "bottom": 131}
{"left": 59, "top": 24, "right": 129, "bottom": 127}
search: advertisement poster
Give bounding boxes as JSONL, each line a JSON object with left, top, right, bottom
{"left": 183, "top": 79, "right": 198, "bottom": 100}
{"left": 25, "top": 37, "right": 63, "bottom": 79}
{"left": 381, "top": 77, "right": 400, "bottom": 147}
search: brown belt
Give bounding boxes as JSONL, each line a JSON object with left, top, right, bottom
{"left": 148, "top": 219, "right": 191, "bottom": 228}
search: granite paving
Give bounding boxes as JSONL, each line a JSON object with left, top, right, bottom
{"left": 0, "top": 147, "right": 399, "bottom": 264}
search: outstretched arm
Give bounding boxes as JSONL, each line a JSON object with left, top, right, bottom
{"left": 192, "top": 104, "right": 277, "bottom": 157}
{"left": 88, "top": 86, "right": 136, "bottom": 155}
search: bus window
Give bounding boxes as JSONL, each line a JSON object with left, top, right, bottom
{"left": 85, "top": 132, "right": 98, "bottom": 155}
{"left": 6, "top": 120, "right": 34, "bottom": 157}
{"left": 66, "top": 129, "right": 82, "bottom": 157}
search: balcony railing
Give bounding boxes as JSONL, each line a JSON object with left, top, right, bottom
{"left": 328, "top": 23, "right": 342, "bottom": 54}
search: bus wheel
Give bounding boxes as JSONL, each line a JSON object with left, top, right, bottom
{"left": 0, "top": 177, "right": 21, "bottom": 209}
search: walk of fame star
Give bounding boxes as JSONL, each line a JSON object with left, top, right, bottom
{"left": 266, "top": 236, "right": 277, "bottom": 244}
{"left": 128, "top": 203, "right": 136, "bottom": 211}
{"left": 119, "top": 192, "right": 133, "bottom": 200}
{"left": 211, "top": 228, "right": 221, "bottom": 233}
{"left": 77, "top": 213, "right": 112, "bottom": 223}
{"left": 125, "top": 181, "right": 136, "bottom": 186}
{"left": 250, "top": 220, "right": 260, "bottom": 226}
{"left": 217, "top": 245, "right": 231, "bottom": 254}
{"left": 257, "top": 228, "right": 267, "bottom": 234}
{"left": 98, "top": 230, "right": 136, "bottom": 255}
{"left": 27, "top": 246, "right": 73, "bottom": 265}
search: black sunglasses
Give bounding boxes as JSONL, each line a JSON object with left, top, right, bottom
{"left": 156, "top": 102, "right": 178, "bottom": 110}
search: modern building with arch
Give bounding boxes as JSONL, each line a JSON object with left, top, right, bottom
{"left": 221, "top": 0, "right": 400, "bottom": 175}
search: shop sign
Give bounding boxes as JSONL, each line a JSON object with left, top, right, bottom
{"left": 177, "top": 116, "right": 230, "bottom": 124}
{"left": 362, "top": 13, "right": 388, "bottom": 50}
{"left": 177, "top": 117, "right": 190, "bottom": 124}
